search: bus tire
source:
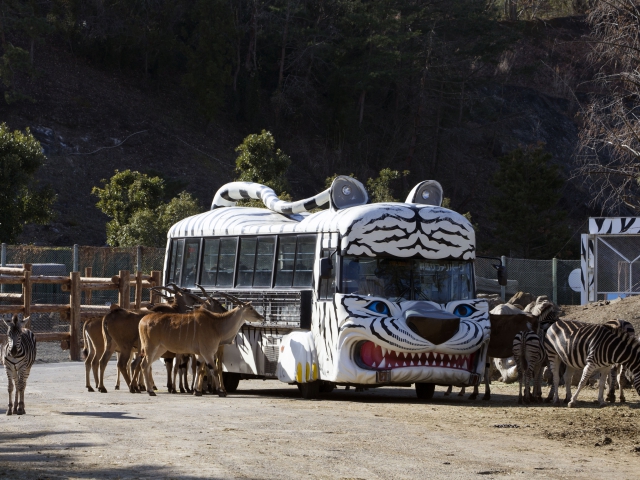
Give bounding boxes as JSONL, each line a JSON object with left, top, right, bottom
{"left": 415, "top": 383, "right": 435, "bottom": 400}
{"left": 319, "top": 381, "right": 335, "bottom": 394}
{"left": 298, "top": 381, "right": 320, "bottom": 400}
{"left": 222, "top": 372, "right": 241, "bottom": 393}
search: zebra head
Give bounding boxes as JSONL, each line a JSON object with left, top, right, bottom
{"left": 3, "top": 315, "right": 29, "bottom": 356}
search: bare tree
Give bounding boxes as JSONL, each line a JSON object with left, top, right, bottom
{"left": 576, "top": 0, "right": 640, "bottom": 213}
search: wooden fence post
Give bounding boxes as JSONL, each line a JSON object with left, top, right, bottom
{"left": 69, "top": 271, "right": 81, "bottom": 361}
{"left": 151, "top": 270, "right": 161, "bottom": 304}
{"left": 84, "top": 267, "right": 92, "bottom": 305}
{"left": 118, "top": 270, "right": 130, "bottom": 309}
{"left": 135, "top": 270, "right": 142, "bottom": 309}
{"left": 23, "top": 264, "right": 31, "bottom": 327}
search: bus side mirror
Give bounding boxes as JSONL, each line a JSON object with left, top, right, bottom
{"left": 318, "top": 257, "right": 333, "bottom": 279}
{"left": 496, "top": 265, "right": 507, "bottom": 286}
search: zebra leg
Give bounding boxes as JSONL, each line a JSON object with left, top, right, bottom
{"left": 606, "top": 365, "right": 617, "bottom": 403}
{"left": 568, "top": 363, "right": 596, "bottom": 408}
{"left": 16, "top": 369, "right": 30, "bottom": 415}
{"left": 517, "top": 363, "right": 524, "bottom": 405}
{"left": 548, "top": 355, "right": 562, "bottom": 404}
{"left": 6, "top": 369, "right": 14, "bottom": 415}
{"left": 563, "top": 366, "right": 577, "bottom": 403}
{"left": 617, "top": 364, "right": 627, "bottom": 403}
{"left": 596, "top": 367, "right": 609, "bottom": 406}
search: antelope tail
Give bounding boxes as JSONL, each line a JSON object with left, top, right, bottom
{"left": 81, "top": 320, "right": 89, "bottom": 358}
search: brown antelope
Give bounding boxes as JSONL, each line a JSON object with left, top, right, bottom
{"left": 136, "top": 293, "right": 264, "bottom": 397}
{"left": 97, "top": 285, "right": 222, "bottom": 393}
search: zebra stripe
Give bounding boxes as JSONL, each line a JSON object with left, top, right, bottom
{"left": 603, "top": 319, "right": 635, "bottom": 403}
{"left": 544, "top": 319, "right": 640, "bottom": 407}
{"left": 513, "top": 330, "right": 546, "bottom": 404}
{"left": 3, "top": 315, "right": 37, "bottom": 415}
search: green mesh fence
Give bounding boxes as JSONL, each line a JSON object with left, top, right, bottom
{"left": 476, "top": 257, "right": 581, "bottom": 305}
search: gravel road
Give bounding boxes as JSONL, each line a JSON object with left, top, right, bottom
{"left": 1, "top": 361, "right": 639, "bottom": 479}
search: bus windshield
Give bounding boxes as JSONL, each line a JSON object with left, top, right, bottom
{"left": 341, "top": 256, "right": 473, "bottom": 303}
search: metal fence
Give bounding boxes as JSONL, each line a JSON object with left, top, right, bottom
{"left": 476, "top": 257, "right": 581, "bottom": 305}
{"left": 0, "top": 244, "right": 582, "bottom": 336}
{"left": 0, "top": 245, "right": 165, "bottom": 334}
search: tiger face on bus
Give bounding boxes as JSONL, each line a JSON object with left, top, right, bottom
{"left": 330, "top": 294, "right": 490, "bottom": 385}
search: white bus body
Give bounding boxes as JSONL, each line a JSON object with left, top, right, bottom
{"left": 165, "top": 177, "right": 490, "bottom": 397}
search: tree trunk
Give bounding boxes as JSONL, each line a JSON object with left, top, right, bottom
{"left": 358, "top": 90, "right": 366, "bottom": 126}
{"left": 277, "top": 0, "right": 291, "bottom": 92}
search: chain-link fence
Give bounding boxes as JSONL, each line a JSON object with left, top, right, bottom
{"left": 0, "top": 245, "right": 165, "bottom": 334}
{"left": 476, "top": 256, "right": 581, "bottom": 305}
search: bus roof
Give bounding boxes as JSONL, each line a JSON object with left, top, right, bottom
{"left": 168, "top": 202, "right": 475, "bottom": 260}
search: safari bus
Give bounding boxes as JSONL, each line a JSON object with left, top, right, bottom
{"left": 163, "top": 176, "right": 499, "bottom": 399}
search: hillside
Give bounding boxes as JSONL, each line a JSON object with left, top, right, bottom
{"left": 2, "top": 13, "right": 595, "bottom": 248}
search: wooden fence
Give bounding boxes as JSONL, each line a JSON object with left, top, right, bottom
{"left": 0, "top": 265, "right": 162, "bottom": 360}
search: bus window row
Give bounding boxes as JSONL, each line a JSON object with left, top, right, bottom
{"left": 167, "top": 234, "right": 317, "bottom": 290}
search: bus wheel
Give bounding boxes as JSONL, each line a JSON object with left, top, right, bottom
{"left": 298, "top": 381, "right": 320, "bottom": 400}
{"left": 415, "top": 383, "right": 435, "bottom": 400}
{"left": 319, "top": 381, "right": 335, "bottom": 394}
{"left": 222, "top": 372, "right": 241, "bottom": 393}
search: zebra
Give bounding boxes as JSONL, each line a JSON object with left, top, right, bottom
{"left": 544, "top": 319, "right": 640, "bottom": 407}
{"left": 603, "top": 319, "right": 635, "bottom": 403}
{"left": 3, "top": 314, "right": 37, "bottom": 415}
{"left": 513, "top": 330, "right": 546, "bottom": 404}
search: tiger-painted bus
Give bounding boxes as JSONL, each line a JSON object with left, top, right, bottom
{"left": 164, "top": 176, "right": 496, "bottom": 399}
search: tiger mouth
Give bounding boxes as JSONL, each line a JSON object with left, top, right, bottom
{"left": 357, "top": 341, "right": 474, "bottom": 371}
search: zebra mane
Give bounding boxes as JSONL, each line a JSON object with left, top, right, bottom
{"left": 525, "top": 299, "right": 558, "bottom": 324}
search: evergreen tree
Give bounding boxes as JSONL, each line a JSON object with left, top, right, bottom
{"left": 0, "top": 123, "right": 55, "bottom": 242}
{"left": 92, "top": 169, "right": 199, "bottom": 247}
{"left": 489, "top": 146, "right": 570, "bottom": 259}
{"left": 235, "top": 130, "right": 291, "bottom": 205}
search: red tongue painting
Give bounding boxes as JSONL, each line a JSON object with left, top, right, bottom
{"left": 359, "top": 341, "right": 473, "bottom": 371}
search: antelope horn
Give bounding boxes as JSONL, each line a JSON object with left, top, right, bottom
{"left": 213, "top": 290, "right": 246, "bottom": 306}
{"left": 183, "top": 291, "right": 205, "bottom": 304}
{"left": 195, "top": 284, "right": 217, "bottom": 302}
{"left": 150, "top": 287, "right": 173, "bottom": 299}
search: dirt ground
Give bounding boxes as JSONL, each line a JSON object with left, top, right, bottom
{"left": 0, "top": 360, "right": 639, "bottom": 480}
{"left": 2, "top": 299, "right": 640, "bottom": 479}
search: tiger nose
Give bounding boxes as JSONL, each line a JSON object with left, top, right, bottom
{"left": 404, "top": 309, "right": 460, "bottom": 345}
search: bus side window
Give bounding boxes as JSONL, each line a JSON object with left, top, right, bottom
{"left": 237, "top": 237, "right": 257, "bottom": 287}
{"left": 216, "top": 238, "right": 237, "bottom": 287}
{"left": 253, "top": 236, "right": 275, "bottom": 287}
{"left": 201, "top": 238, "right": 220, "bottom": 286}
{"left": 293, "top": 235, "right": 316, "bottom": 287}
{"left": 181, "top": 240, "right": 201, "bottom": 288}
{"left": 275, "top": 237, "right": 296, "bottom": 287}
{"left": 169, "top": 239, "right": 184, "bottom": 285}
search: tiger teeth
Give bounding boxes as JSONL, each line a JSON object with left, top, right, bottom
{"left": 361, "top": 345, "right": 473, "bottom": 373}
